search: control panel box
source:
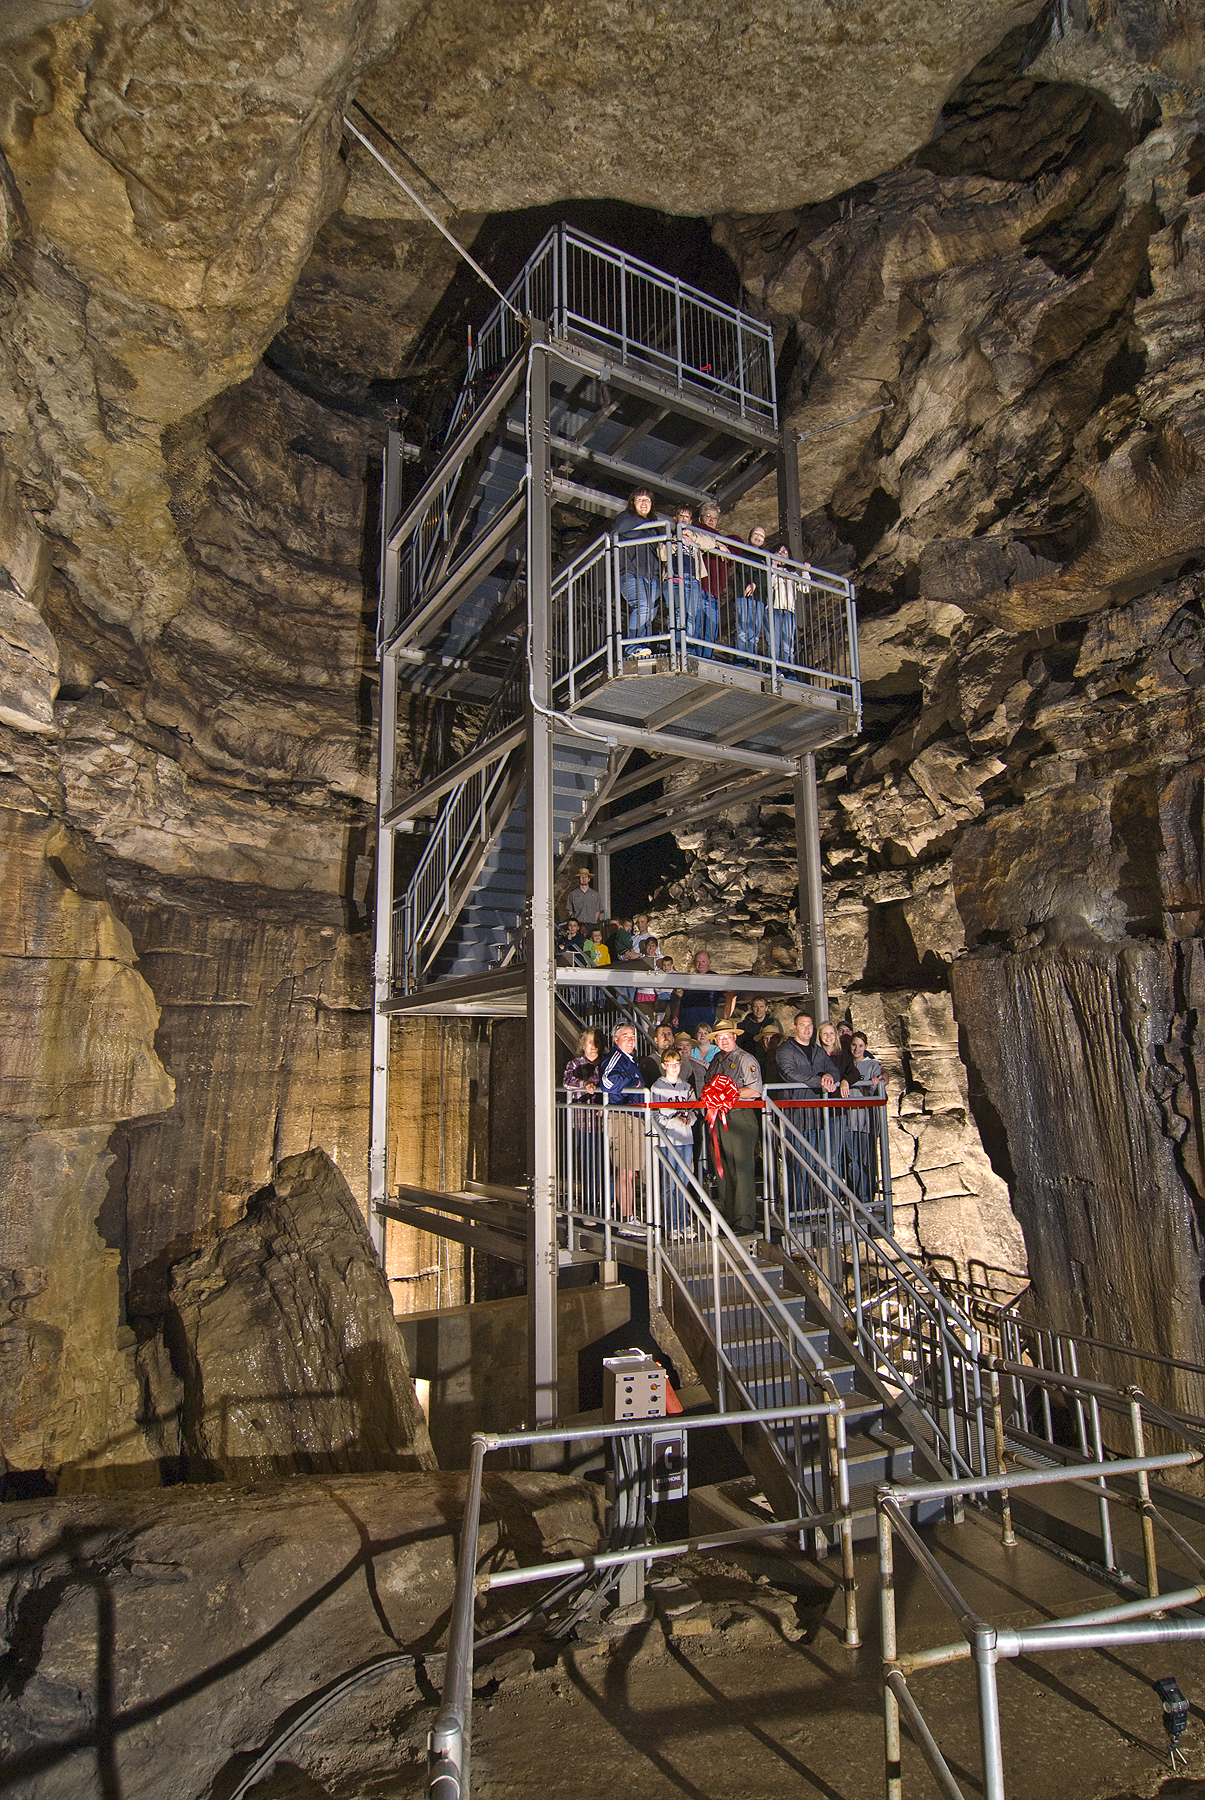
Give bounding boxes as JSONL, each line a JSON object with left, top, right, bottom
{"left": 603, "top": 1349, "right": 667, "bottom": 1422}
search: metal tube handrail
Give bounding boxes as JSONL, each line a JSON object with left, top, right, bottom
{"left": 429, "top": 1399, "right": 850, "bottom": 1800}
{"left": 878, "top": 1422, "right": 1205, "bottom": 1800}
{"left": 880, "top": 1448, "right": 1201, "bottom": 1506}
{"left": 450, "top": 223, "right": 777, "bottom": 441}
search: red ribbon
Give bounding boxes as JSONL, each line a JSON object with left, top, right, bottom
{"left": 700, "top": 1072, "right": 740, "bottom": 1178}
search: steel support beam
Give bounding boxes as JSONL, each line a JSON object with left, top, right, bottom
{"left": 780, "top": 426, "right": 829, "bottom": 1017}
{"left": 385, "top": 354, "right": 525, "bottom": 555}
{"left": 795, "top": 758, "right": 828, "bottom": 1018}
{"left": 369, "top": 637, "right": 400, "bottom": 1262}
{"left": 526, "top": 329, "right": 559, "bottom": 1430}
{"left": 382, "top": 722, "right": 526, "bottom": 826}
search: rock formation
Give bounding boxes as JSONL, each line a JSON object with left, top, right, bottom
{"left": 0, "top": 0, "right": 1203, "bottom": 1481}
{"left": 148, "top": 1148, "right": 435, "bottom": 1482}
{"left": 0, "top": 1466, "right": 603, "bottom": 1798}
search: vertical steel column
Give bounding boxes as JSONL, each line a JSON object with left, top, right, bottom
{"left": 879, "top": 1507, "right": 902, "bottom": 1800}
{"left": 596, "top": 854, "right": 612, "bottom": 917}
{"left": 795, "top": 761, "right": 829, "bottom": 1020}
{"left": 526, "top": 325, "right": 559, "bottom": 1429}
{"left": 369, "top": 432, "right": 404, "bottom": 1264}
{"left": 780, "top": 425, "right": 829, "bottom": 1015}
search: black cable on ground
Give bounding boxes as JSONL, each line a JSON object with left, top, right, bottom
{"left": 227, "top": 1446, "right": 655, "bottom": 1796}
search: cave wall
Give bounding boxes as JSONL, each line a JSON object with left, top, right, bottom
{"left": 0, "top": 0, "right": 1203, "bottom": 1478}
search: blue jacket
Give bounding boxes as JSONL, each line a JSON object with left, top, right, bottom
{"left": 601, "top": 1047, "right": 643, "bottom": 1102}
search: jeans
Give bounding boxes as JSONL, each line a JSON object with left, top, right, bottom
{"left": 620, "top": 572, "right": 657, "bottom": 644}
{"left": 700, "top": 590, "right": 719, "bottom": 658}
{"left": 736, "top": 595, "right": 765, "bottom": 657}
{"left": 674, "top": 577, "right": 706, "bottom": 652}
{"left": 769, "top": 605, "right": 796, "bottom": 669}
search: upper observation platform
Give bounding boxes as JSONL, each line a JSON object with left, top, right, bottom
{"left": 448, "top": 223, "right": 778, "bottom": 445}
{"left": 378, "top": 227, "right": 785, "bottom": 699}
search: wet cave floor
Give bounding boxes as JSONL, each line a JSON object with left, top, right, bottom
{"left": 247, "top": 1506, "right": 1205, "bottom": 1800}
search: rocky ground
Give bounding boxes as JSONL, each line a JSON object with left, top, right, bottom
{"left": 4, "top": 1504, "right": 1193, "bottom": 1800}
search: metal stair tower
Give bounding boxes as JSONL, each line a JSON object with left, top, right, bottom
{"left": 371, "top": 224, "right": 863, "bottom": 1431}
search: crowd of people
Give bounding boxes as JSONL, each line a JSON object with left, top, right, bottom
{"left": 557, "top": 871, "right": 886, "bottom": 1237}
{"left": 610, "top": 485, "right": 809, "bottom": 665}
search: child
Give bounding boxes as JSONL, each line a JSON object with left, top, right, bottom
{"left": 651, "top": 1049, "right": 695, "bottom": 1237}
{"left": 584, "top": 926, "right": 611, "bottom": 968}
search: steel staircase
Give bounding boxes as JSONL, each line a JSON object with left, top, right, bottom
{"left": 673, "top": 1244, "right": 942, "bottom": 1536}
{"left": 398, "top": 734, "right": 614, "bottom": 990}
{"left": 656, "top": 1199, "right": 943, "bottom": 1538}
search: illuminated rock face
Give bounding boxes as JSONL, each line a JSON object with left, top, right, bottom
{"left": 0, "top": 0, "right": 1203, "bottom": 1479}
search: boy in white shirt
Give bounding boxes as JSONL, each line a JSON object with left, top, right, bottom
{"left": 650, "top": 1049, "right": 695, "bottom": 1236}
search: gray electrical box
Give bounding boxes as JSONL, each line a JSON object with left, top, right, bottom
{"left": 603, "top": 1349, "right": 667, "bottom": 1422}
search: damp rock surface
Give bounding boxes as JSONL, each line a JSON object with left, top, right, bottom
{"left": 0, "top": 1466, "right": 604, "bottom": 1799}
{"left": 157, "top": 1148, "right": 436, "bottom": 1481}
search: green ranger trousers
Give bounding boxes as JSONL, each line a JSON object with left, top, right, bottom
{"left": 715, "top": 1106, "right": 760, "bottom": 1235}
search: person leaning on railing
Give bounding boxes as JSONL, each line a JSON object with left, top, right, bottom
{"left": 601, "top": 1023, "right": 644, "bottom": 1221}
{"left": 563, "top": 1027, "right": 604, "bottom": 1212}
{"left": 737, "top": 524, "right": 769, "bottom": 659}
{"left": 611, "top": 484, "right": 661, "bottom": 651}
{"left": 650, "top": 1047, "right": 696, "bottom": 1236}
{"left": 845, "top": 1030, "right": 885, "bottom": 1206}
{"left": 775, "top": 1011, "right": 840, "bottom": 1219}
{"left": 697, "top": 502, "right": 729, "bottom": 648}
{"left": 659, "top": 506, "right": 712, "bottom": 657}
{"left": 769, "top": 544, "right": 799, "bottom": 667}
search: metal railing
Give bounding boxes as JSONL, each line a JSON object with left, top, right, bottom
{"left": 952, "top": 1285, "right": 1205, "bottom": 1463}
{"left": 555, "top": 1093, "right": 857, "bottom": 1573}
{"left": 551, "top": 523, "right": 859, "bottom": 712}
{"left": 762, "top": 1093, "right": 989, "bottom": 1486}
{"left": 393, "top": 749, "right": 522, "bottom": 991}
{"left": 428, "top": 1402, "right": 851, "bottom": 1800}
{"left": 760, "top": 1083, "right": 893, "bottom": 1237}
{"left": 878, "top": 1375, "right": 1205, "bottom": 1798}
{"left": 384, "top": 375, "right": 527, "bottom": 652}
{"left": 450, "top": 223, "right": 776, "bottom": 439}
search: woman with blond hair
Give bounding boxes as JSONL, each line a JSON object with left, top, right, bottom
{"left": 563, "top": 1027, "right": 604, "bottom": 1214}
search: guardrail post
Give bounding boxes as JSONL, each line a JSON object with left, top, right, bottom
{"left": 1130, "top": 1394, "right": 1161, "bottom": 1602}
{"left": 428, "top": 1435, "right": 488, "bottom": 1800}
{"left": 971, "top": 1624, "right": 1006, "bottom": 1800}
{"left": 527, "top": 326, "right": 559, "bottom": 1433}
{"left": 879, "top": 1502, "right": 902, "bottom": 1800}
{"left": 989, "top": 1372, "right": 1016, "bottom": 1547}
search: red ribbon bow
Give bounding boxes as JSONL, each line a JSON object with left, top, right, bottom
{"left": 700, "top": 1072, "right": 740, "bottom": 1178}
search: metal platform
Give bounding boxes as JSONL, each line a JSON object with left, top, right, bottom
{"left": 570, "top": 656, "right": 855, "bottom": 760}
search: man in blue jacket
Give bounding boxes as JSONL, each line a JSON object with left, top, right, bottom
{"left": 601, "top": 1024, "right": 644, "bottom": 1221}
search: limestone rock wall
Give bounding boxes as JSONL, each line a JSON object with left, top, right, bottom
{"left": 0, "top": 1467, "right": 603, "bottom": 1799}
{"left": 0, "top": 807, "right": 173, "bottom": 1485}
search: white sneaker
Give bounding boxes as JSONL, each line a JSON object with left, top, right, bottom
{"left": 633, "top": 647, "right": 653, "bottom": 658}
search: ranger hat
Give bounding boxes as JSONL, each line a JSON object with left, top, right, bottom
{"left": 710, "top": 1018, "right": 740, "bottom": 1038}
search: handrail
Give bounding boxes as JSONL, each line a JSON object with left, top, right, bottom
{"left": 554, "top": 1090, "right": 858, "bottom": 1609}
{"left": 762, "top": 1093, "right": 988, "bottom": 1483}
{"left": 428, "top": 1400, "right": 852, "bottom": 1800}
{"left": 551, "top": 522, "right": 859, "bottom": 715}
{"left": 394, "top": 747, "right": 522, "bottom": 991}
{"left": 877, "top": 1428, "right": 1205, "bottom": 1799}
{"left": 449, "top": 223, "right": 777, "bottom": 440}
